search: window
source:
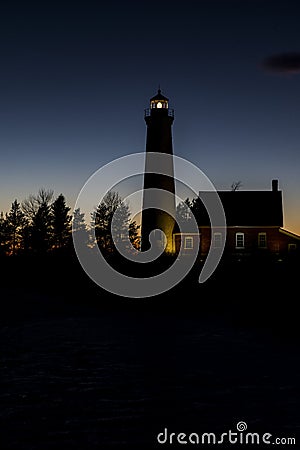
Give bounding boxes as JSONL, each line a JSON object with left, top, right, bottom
{"left": 288, "top": 243, "right": 297, "bottom": 251}
{"left": 258, "top": 232, "right": 267, "bottom": 248}
{"left": 213, "top": 232, "right": 222, "bottom": 248}
{"left": 235, "top": 232, "right": 244, "bottom": 249}
{"left": 184, "top": 236, "right": 194, "bottom": 249}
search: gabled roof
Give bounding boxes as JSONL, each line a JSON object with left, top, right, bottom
{"left": 194, "top": 190, "right": 283, "bottom": 227}
{"left": 279, "top": 228, "right": 300, "bottom": 240}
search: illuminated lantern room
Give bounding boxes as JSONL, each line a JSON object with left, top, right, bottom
{"left": 150, "top": 89, "right": 169, "bottom": 109}
{"left": 144, "top": 88, "right": 174, "bottom": 120}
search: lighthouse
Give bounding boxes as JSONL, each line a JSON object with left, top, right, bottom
{"left": 141, "top": 89, "right": 176, "bottom": 253}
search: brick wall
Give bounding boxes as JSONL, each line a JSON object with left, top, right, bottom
{"left": 175, "top": 227, "right": 299, "bottom": 258}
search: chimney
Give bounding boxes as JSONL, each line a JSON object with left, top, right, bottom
{"left": 272, "top": 179, "right": 279, "bottom": 192}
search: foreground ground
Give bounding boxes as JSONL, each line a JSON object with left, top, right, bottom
{"left": 0, "top": 256, "right": 299, "bottom": 448}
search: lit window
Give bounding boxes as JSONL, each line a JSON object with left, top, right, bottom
{"left": 235, "top": 232, "right": 244, "bottom": 249}
{"left": 213, "top": 232, "right": 222, "bottom": 248}
{"left": 288, "top": 243, "right": 297, "bottom": 251}
{"left": 184, "top": 236, "right": 193, "bottom": 249}
{"left": 258, "top": 232, "right": 267, "bottom": 248}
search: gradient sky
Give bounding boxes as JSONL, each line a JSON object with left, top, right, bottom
{"left": 1, "top": 0, "right": 300, "bottom": 233}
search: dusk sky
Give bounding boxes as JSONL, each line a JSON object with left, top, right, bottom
{"left": 1, "top": 0, "right": 300, "bottom": 234}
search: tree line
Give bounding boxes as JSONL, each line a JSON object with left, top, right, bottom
{"left": 0, "top": 188, "right": 140, "bottom": 257}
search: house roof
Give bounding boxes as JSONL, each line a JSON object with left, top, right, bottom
{"left": 193, "top": 190, "right": 283, "bottom": 227}
{"left": 279, "top": 228, "right": 300, "bottom": 240}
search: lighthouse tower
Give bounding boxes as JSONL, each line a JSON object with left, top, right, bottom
{"left": 141, "top": 89, "right": 176, "bottom": 253}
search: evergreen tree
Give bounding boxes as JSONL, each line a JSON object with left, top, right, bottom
{"left": 31, "top": 203, "right": 52, "bottom": 253}
{"left": 51, "top": 194, "right": 72, "bottom": 249}
{"left": 91, "top": 201, "right": 109, "bottom": 251}
{"left": 72, "top": 208, "right": 89, "bottom": 247}
{"left": 5, "top": 200, "right": 26, "bottom": 255}
{"left": 0, "top": 212, "right": 9, "bottom": 256}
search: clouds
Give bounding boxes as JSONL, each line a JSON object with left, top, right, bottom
{"left": 262, "top": 52, "right": 300, "bottom": 75}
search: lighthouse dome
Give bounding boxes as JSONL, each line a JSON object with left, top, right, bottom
{"left": 150, "top": 89, "right": 169, "bottom": 109}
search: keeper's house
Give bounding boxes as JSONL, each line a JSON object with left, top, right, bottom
{"left": 174, "top": 179, "right": 300, "bottom": 261}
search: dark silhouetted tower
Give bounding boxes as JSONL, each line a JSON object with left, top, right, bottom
{"left": 141, "top": 89, "right": 176, "bottom": 253}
